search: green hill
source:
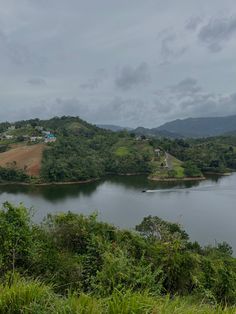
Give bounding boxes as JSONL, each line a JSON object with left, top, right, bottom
{"left": 2, "top": 116, "right": 236, "bottom": 183}
{"left": 0, "top": 117, "right": 157, "bottom": 183}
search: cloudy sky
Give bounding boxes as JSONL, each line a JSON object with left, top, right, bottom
{"left": 0, "top": 0, "right": 236, "bottom": 127}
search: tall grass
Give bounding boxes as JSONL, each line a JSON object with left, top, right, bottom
{"left": 0, "top": 279, "right": 62, "bottom": 313}
{"left": 0, "top": 280, "right": 235, "bottom": 314}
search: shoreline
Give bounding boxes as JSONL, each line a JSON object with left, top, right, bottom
{"left": 149, "top": 176, "right": 206, "bottom": 182}
{"left": 0, "top": 171, "right": 233, "bottom": 186}
{"left": 0, "top": 178, "right": 99, "bottom": 186}
{"left": 203, "top": 172, "right": 232, "bottom": 176}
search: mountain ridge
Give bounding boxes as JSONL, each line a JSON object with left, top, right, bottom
{"left": 134, "top": 114, "right": 236, "bottom": 138}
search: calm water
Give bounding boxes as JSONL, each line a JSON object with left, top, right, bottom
{"left": 0, "top": 174, "right": 235, "bottom": 250}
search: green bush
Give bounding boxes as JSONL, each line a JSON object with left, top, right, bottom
{"left": 0, "top": 203, "right": 235, "bottom": 306}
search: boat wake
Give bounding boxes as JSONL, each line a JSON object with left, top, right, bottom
{"left": 143, "top": 185, "right": 236, "bottom": 193}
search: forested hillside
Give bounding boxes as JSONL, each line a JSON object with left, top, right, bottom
{"left": 0, "top": 116, "right": 236, "bottom": 183}
{"left": 40, "top": 117, "right": 154, "bottom": 182}
{"left": 0, "top": 117, "right": 155, "bottom": 183}
{"left": 152, "top": 136, "right": 236, "bottom": 174}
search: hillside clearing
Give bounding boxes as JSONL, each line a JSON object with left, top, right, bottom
{"left": 0, "top": 144, "right": 45, "bottom": 177}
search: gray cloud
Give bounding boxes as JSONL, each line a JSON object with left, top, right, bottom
{"left": 115, "top": 62, "right": 150, "bottom": 91}
{"left": 27, "top": 77, "right": 47, "bottom": 86}
{"left": 0, "top": 29, "right": 37, "bottom": 66}
{"left": 80, "top": 68, "right": 107, "bottom": 90}
{"left": 159, "top": 30, "right": 187, "bottom": 63}
{"left": 185, "top": 16, "right": 203, "bottom": 31}
{"left": 152, "top": 77, "right": 236, "bottom": 124}
{"left": 169, "top": 78, "right": 202, "bottom": 95}
{"left": 80, "top": 78, "right": 99, "bottom": 90}
{"left": 0, "top": 1, "right": 235, "bottom": 128}
{"left": 198, "top": 16, "right": 236, "bottom": 52}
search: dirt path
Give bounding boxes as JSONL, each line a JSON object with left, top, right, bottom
{"left": 165, "top": 152, "right": 173, "bottom": 170}
{"left": 0, "top": 144, "right": 45, "bottom": 176}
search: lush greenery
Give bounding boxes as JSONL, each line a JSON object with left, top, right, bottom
{"left": 1, "top": 116, "right": 236, "bottom": 182}
{"left": 40, "top": 117, "right": 154, "bottom": 182}
{"left": 0, "top": 167, "right": 29, "bottom": 183}
{"left": 151, "top": 136, "right": 236, "bottom": 175}
{"left": 0, "top": 117, "right": 156, "bottom": 182}
{"left": 1, "top": 280, "right": 235, "bottom": 313}
{"left": 0, "top": 202, "right": 235, "bottom": 313}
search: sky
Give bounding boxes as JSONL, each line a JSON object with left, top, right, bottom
{"left": 0, "top": 0, "right": 236, "bottom": 127}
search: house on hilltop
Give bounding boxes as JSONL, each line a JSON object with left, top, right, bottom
{"left": 42, "top": 131, "right": 51, "bottom": 136}
{"left": 154, "top": 148, "right": 161, "bottom": 155}
{"left": 45, "top": 134, "right": 56, "bottom": 143}
{"left": 5, "top": 135, "right": 14, "bottom": 140}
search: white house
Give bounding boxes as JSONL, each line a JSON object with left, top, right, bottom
{"left": 5, "top": 135, "right": 14, "bottom": 140}
{"left": 42, "top": 131, "right": 51, "bottom": 136}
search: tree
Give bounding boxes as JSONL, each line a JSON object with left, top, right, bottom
{"left": 0, "top": 203, "right": 33, "bottom": 277}
{"left": 135, "top": 215, "right": 189, "bottom": 242}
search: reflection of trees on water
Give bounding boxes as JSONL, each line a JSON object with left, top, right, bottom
{"left": 104, "top": 175, "right": 203, "bottom": 191}
{"left": 0, "top": 181, "right": 101, "bottom": 201}
{"left": 0, "top": 174, "right": 227, "bottom": 201}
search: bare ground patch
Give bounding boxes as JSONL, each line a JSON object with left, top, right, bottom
{"left": 0, "top": 144, "right": 45, "bottom": 176}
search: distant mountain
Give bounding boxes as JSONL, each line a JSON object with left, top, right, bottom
{"left": 97, "top": 124, "right": 132, "bottom": 132}
{"left": 133, "top": 127, "right": 183, "bottom": 139}
{"left": 156, "top": 115, "right": 236, "bottom": 138}
{"left": 133, "top": 115, "right": 236, "bottom": 138}
{"left": 223, "top": 130, "right": 236, "bottom": 136}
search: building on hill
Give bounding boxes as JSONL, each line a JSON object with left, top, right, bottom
{"left": 45, "top": 134, "right": 56, "bottom": 143}
{"left": 5, "top": 135, "right": 14, "bottom": 140}
{"left": 154, "top": 148, "right": 161, "bottom": 156}
{"left": 42, "top": 131, "right": 51, "bottom": 136}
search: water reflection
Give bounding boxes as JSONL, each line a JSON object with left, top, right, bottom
{"left": 0, "top": 181, "right": 101, "bottom": 201}
{"left": 0, "top": 174, "right": 228, "bottom": 202}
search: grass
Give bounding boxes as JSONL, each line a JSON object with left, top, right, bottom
{"left": 0, "top": 279, "right": 62, "bottom": 313}
{"left": 149, "top": 153, "right": 185, "bottom": 180}
{"left": 67, "top": 121, "right": 88, "bottom": 132}
{"left": 1, "top": 279, "right": 235, "bottom": 314}
{"left": 171, "top": 155, "right": 185, "bottom": 178}
{"left": 115, "top": 146, "right": 130, "bottom": 157}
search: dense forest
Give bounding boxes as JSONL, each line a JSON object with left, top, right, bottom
{"left": 0, "top": 202, "right": 235, "bottom": 313}
{"left": 0, "top": 116, "right": 236, "bottom": 183}
{"left": 0, "top": 117, "right": 155, "bottom": 183}
{"left": 40, "top": 117, "right": 154, "bottom": 182}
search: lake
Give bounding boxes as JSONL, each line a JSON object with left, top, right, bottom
{"left": 0, "top": 173, "right": 235, "bottom": 251}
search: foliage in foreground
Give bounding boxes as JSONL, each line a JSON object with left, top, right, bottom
{"left": 0, "top": 202, "right": 235, "bottom": 312}
{"left": 0, "top": 280, "right": 235, "bottom": 314}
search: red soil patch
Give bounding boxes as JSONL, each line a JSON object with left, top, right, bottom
{"left": 0, "top": 144, "right": 45, "bottom": 177}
